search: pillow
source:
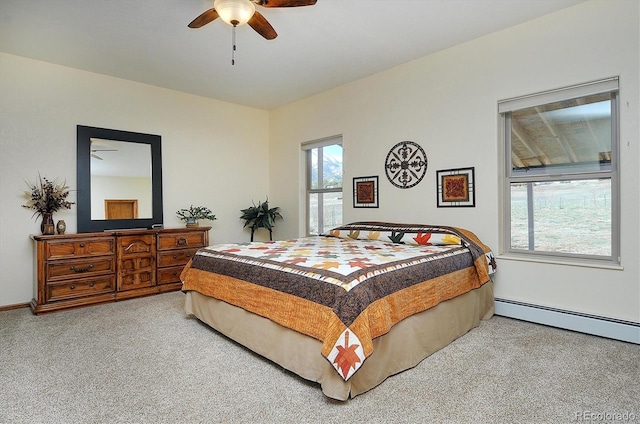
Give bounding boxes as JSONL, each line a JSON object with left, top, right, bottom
{"left": 325, "top": 222, "right": 462, "bottom": 246}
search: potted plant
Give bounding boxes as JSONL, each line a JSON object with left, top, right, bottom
{"left": 176, "top": 205, "right": 217, "bottom": 228}
{"left": 22, "top": 174, "right": 74, "bottom": 234}
{"left": 240, "top": 198, "right": 283, "bottom": 241}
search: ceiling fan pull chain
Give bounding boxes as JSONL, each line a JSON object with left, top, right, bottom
{"left": 231, "top": 24, "right": 237, "bottom": 65}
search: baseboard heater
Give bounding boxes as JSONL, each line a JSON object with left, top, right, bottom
{"left": 494, "top": 298, "right": 639, "bottom": 345}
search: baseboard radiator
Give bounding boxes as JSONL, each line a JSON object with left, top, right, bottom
{"left": 494, "top": 298, "right": 639, "bottom": 345}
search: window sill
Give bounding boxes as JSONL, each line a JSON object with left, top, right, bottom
{"left": 496, "top": 254, "right": 624, "bottom": 271}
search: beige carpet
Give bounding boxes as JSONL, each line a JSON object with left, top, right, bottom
{"left": 1, "top": 292, "right": 638, "bottom": 423}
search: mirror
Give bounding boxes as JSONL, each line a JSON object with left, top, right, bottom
{"left": 77, "top": 125, "right": 163, "bottom": 232}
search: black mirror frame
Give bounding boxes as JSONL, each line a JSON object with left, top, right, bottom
{"left": 76, "top": 125, "right": 163, "bottom": 232}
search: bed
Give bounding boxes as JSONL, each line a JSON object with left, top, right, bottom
{"left": 181, "top": 221, "right": 496, "bottom": 400}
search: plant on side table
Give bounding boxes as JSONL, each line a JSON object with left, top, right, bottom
{"left": 240, "top": 198, "right": 282, "bottom": 242}
{"left": 176, "top": 205, "right": 217, "bottom": 228}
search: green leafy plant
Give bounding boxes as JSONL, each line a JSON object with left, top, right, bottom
{"left": 239, "top": 198, "right": 283, "bottom": 241}
{"left": 176, "top": 205, "right": 217, "bottom": 223}
{"left": 22, "top": 174, "right": 74, "bottom": 219}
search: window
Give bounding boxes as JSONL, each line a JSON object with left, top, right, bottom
{"left": 499, "top": 78, "right": 619, "bottom": 264}
{"left": 303, "top": 137, "right": 343, "bottom": 235}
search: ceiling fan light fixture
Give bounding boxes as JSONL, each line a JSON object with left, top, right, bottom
{"left": 214, "top": 0, "right": 256, "bottom": 26}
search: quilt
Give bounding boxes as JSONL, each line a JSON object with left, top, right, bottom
{"left": 181, "top": 222, "right": 496, "bottom": 381}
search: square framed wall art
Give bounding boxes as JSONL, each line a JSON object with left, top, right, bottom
{"left": 436, "top": 167, "right": 475, "bottom": 207}
{"left": 353, "top": 176, "right": 379, "bottom": 208}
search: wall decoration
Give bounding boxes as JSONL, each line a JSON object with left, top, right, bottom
{"left": 353, "top": 176, "right": 379, "bottom": 208}
{"left": 384, "top": 141, "right": 428, "bottom": 189}
{"left": 437, "top": 167, "right": 476, "bottom": 207}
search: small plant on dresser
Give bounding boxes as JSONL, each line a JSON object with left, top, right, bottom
{"left": 176, "top": 205, "right": 217, "bottom": 227}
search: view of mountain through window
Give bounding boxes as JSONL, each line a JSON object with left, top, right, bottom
{"left": 306, "top": 141, "right": 343, "bottom": 235}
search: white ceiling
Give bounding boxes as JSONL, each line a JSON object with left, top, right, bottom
{"left": 0, "top": 0, "right": 584, "bottom": 110}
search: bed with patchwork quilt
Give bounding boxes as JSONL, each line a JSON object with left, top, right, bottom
{"left": 181, "top": 222, "right": 496, "bottom": 400}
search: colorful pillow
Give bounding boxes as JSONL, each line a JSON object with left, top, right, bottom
{"left": 325, "top": 222, "right": 462, "bottom": 246}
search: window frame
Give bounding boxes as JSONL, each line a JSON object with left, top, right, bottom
{"left": 499, "top": 78, "right": 620, "bottom": 266}
{"left": 302, "top": 136, "right": 343, "bottom": 236}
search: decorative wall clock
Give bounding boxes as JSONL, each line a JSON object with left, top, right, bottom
{"left": 384, "top": 141, "right": 428, "bottom": 189}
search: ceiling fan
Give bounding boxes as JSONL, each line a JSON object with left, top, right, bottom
{"left": 188, "top": 0, "right": 317, "bottom": 40}
{"left": 91, "top": 149, "right": 117, "bottom": 161}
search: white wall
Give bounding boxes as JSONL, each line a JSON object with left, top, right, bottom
{"left": 0, "top": 53, "right": 269, "bottom": 306}
{"left": 269, "top": 1, "right": 640, "bottom": 323}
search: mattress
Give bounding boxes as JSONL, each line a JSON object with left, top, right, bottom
{"left": 181, "top": 222, "right": 496, "bottom": 399}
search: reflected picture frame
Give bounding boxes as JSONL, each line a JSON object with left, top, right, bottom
{"left": 437, "top": 167, "right": 475, "bottom": 207}
{"left": 353, "top": 176, "right": 379, "bottom": 208}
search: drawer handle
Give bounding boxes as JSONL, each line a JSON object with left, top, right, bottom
{"left": 177, "top": 237, "right": 188, "bottom": 246}
{"left": 70, "top": 264, "right": 94, "bottom": 273}
{"left": 89, "top": 282, "right": 95, "bottom": 287}
{"left": 172, "top": 271, "right": 177, "bottom": 276}
{"left": 79, "top": 243, "right": 85, "bottom": 248}
{"left": 173, "top": 255, "right": 177, "bottom": 259}
{"left": 70, "top": 284, "right": 76, "bottom": 290}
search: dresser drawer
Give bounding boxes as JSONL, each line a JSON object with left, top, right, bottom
{"left": 157, "top": 232, "right": 207, "bottom": 251}
{"left": 46, "top": 237, "right": 115, "bottom": 260}
{"left": 47, "top": 275, "right": 115, "bottom": 302}
{"left": 157, "top": 248, "right": 199, "bottom": 267}
{"left": 157, "top": 265, "right": 186, "bottom": 285}
{"left": 46, "top": 257, "right": 115, "bottom": 281}
{"left": 118, "top": 234, "right": 155, "bottom": 257}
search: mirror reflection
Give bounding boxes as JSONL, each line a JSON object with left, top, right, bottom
{"left": 90, "top": 138, "right": 153, "bottom": 219}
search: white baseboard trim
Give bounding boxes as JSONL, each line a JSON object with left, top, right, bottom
{"left": 494, "top": 298, "right": 640, "bottom": 345}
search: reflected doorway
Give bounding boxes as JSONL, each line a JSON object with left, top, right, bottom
{"left": 105, "top": 199, "right": 138, "bottom": 219}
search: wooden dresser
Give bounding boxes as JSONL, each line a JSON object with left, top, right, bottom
{"left": 31, "top": 227, "right": 210, "bottom": 314}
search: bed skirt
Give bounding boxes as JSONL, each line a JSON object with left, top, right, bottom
{"left": 184, "top": 281, "right": 494, "bottom": 400}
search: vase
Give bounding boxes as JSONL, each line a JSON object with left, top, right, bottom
{"left": 41, "top": 213, "right": 54, "bottom": 235}
{"left": 185, "top": 218, "right": 198, "bottom": 228}
{"left": 56, "top": 220, "right": 66, "bottom": 235}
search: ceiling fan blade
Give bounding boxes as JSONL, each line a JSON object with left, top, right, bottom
{"left": 248, "top": 11, "right": 277, "bottom": 40}
{"left": 256, "top": 0, "right": 317, "bottom": 7}
{"left": 188, "top": 8, "right": 220, "bottom": 28}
